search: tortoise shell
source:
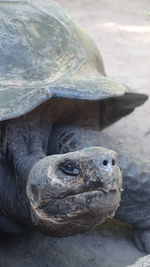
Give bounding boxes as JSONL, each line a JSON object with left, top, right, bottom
{"left": 0, "top": 0, "right": 148, "bottom": 128}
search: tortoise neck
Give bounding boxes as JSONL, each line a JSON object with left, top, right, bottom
{"left": 3, "top": 109, "right": 52, "bottom": 179}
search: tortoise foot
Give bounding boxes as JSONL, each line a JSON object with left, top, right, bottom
{"left": 0, "top": 213, "right": 27, "bottom": 234}
{"left": 134, "top": 229, "right": 150, "bottom": 253}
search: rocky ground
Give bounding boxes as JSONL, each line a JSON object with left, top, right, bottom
{"left": 0, "top": 0, "right": 149, "bottom": 266}
{"left": 128, "top": 255, "right": 150, "bottom": 267}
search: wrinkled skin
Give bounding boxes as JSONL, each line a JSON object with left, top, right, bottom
{"left": 49, "top": 100, "right": 150, "bottom": 253}
{"left": 0, "top": 99, "right": 122, "bottom": 237}
{"left": 50, "top": 124, "right": 150, "bottom": 252}
{"left": 1, "top": 98, "right": 150, "bottom": 253}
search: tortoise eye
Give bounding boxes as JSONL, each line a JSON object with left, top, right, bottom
{"left": 59, "top": 161, "right": 80, "bottom": 176}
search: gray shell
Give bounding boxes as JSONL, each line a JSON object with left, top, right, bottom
{"left": 0, "top": 0, "right": 148, "bottom": 128}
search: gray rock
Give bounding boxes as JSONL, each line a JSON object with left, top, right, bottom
{"left": 128, "top": 256, "right": 150, "bottom": 267}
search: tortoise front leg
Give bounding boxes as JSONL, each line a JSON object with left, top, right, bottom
{"left": 49, "top": 125, "right": 150, "bottom": 253}
{"left": 0, "top": 212, "right": 27, "bottom": 233}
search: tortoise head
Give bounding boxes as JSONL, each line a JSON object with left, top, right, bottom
{"left": 26, "top": 147, "right": 122, "bottom": 236}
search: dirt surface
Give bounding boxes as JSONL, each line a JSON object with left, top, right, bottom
{"left": 0, "top": 221, "right": 146, "bottom": 267}
{"left": 0, "top": 0, "right": 150, "bottom": 267}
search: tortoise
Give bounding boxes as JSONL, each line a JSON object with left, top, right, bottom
{"left": 0, "top": 0, "right": 149, "bottom": 253}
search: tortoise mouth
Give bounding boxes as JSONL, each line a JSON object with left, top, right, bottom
{"left": 56, "top": 187, "right": 119, "bottom": 200}
{"left": 40, "top": 188, "right": 121, "bottom": 217}
{"left": 30, "top": 188, "right": 121, "bottom": 237}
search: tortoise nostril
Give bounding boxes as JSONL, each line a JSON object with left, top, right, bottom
{"left": 103, "top": 158, "right": 116, "bottom": 167}
{"left": 103, "top": 160, "right": 108, "bottom": 166}
{"left": 112, "top": 159, "right": 115, "bottom": 166}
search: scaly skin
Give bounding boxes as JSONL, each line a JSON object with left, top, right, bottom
{"left": 0, "top": 109, "right": 122, "bottom": 236}
{"left": 49, "top": 125, "right": 150, "bottom": 253}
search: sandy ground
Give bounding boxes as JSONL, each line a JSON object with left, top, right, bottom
{"left": 0, "top": 1, "right": 150, "bottom": 267}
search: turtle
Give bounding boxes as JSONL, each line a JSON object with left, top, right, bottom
{"left": 0, "top": 0, "right": 149, "bottom": 253}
